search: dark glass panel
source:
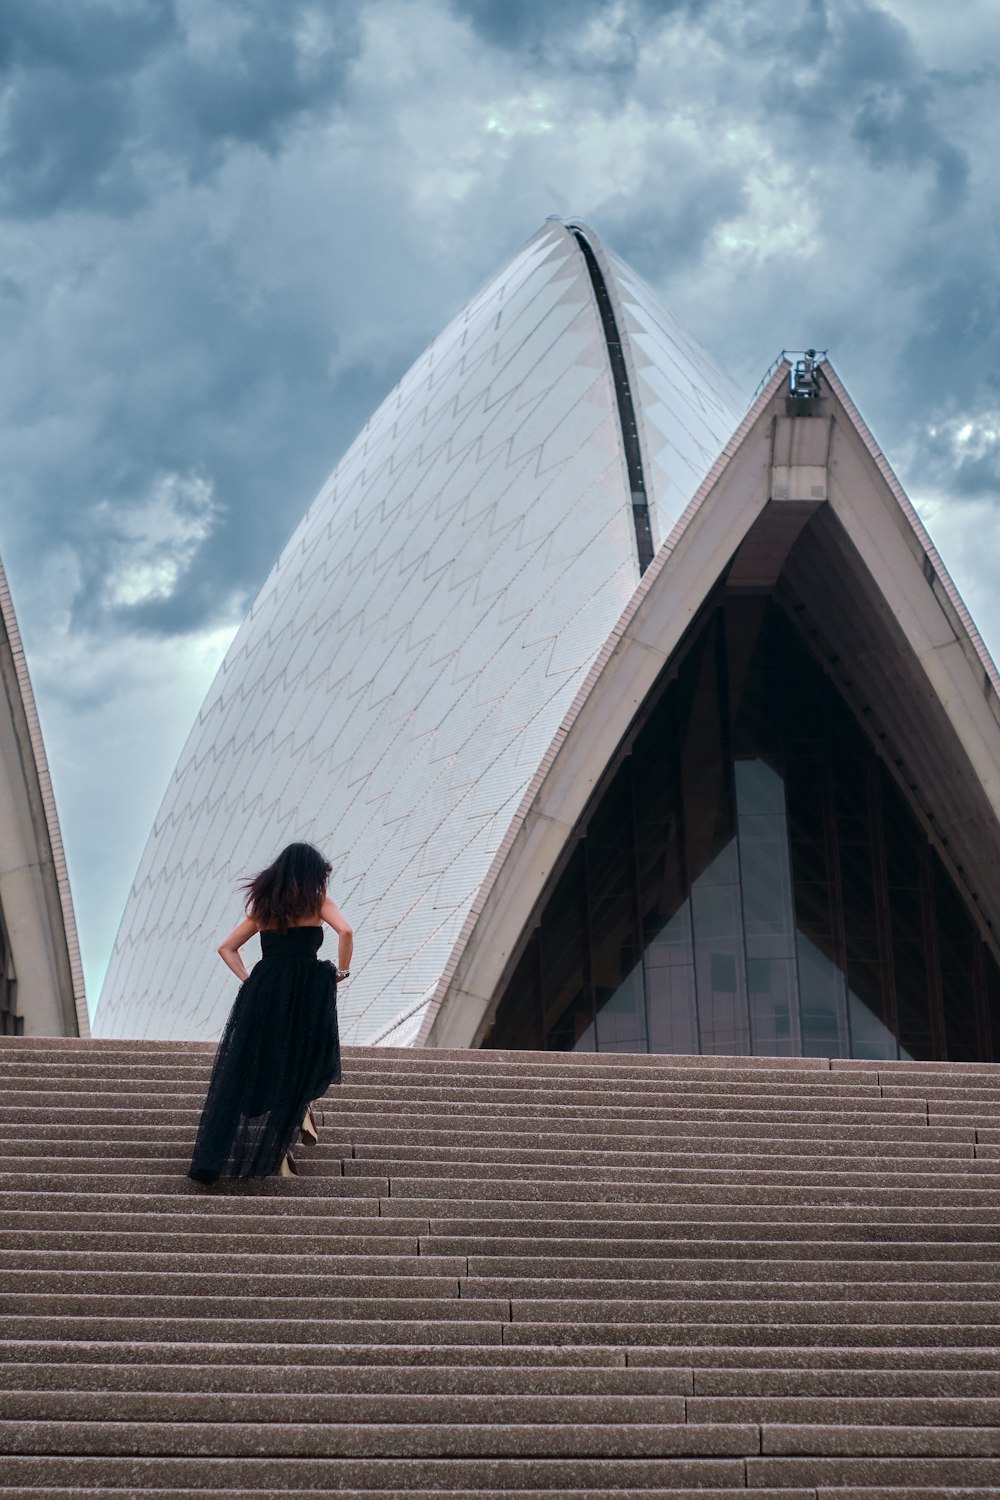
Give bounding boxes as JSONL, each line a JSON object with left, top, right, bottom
{"left": 632, "top": 673, "right": 698, "bottom": 1053}
{"left": 588, "top": 767, "right": 647, "bottom": 1053}
{"left": 735, "top": 759, "right": 800, "bottom": 1056}
{"left": 690, "top": 842, "right": 750, "bottom": 1054}
{"left": 681, "top": 614, "right": 750, "bottom": 1054}
{"left": 541, "top": 845, "right": 594, "bottom": 1051}
{"left": 834, "top": 752, "right": 897, "bottom": 1059}
{"left": 786, "top": 776, "right": 849, "bottom": 1057}
{"left": 986, "top": 949, "right": 1000, "bottom": 1064}
{"left": 644, "top": 899, "right": 699, "bottom": 1053}
{"left": 934, "top": 860, "right": 979, "bottom": 1062}
{"left": 488, "top": 933, "right": 542, "bottom": 1050}
{"left": 881, "top": 767, "right": 935, "bottom": 1061}
{"left": 488, "top": 595, "right": 1000, "bottom": 1065}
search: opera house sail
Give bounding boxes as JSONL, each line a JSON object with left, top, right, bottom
{"left": 0, "top": 554, "right": 88, "bottom": 1036}
{"left": 95, "top": 223, "right": 1000, "bottom": 1065}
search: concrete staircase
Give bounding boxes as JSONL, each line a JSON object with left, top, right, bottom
{"left": 1, "top": 1040, "right": 1000, "bottom": 1498}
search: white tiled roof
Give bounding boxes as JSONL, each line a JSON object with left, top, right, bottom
{"left": 95, "top": 221, "right": 744, "bottom": 1042}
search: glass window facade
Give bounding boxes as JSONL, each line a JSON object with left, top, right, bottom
{"left": 488, "top": 598, "right": 1000, "bottom": 1061}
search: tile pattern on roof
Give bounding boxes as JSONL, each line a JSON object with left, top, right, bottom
{"left": 95, "top": 222, "right": 741, "bottom": 1043}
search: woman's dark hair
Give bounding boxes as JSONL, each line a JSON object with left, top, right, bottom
{"left": 242, "top": 842, "right": 331, "bottom": 931}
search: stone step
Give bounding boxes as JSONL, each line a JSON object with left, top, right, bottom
{"left": 7, "top": 1358, "right": 1000, "bottom": 1398}
{"left": 0, "top": 1175, "right": 384, "bottom": 1198}
{"left": 0, "top": 1340, "right": 622, "bottom": 1368}
{"left": 3, "top": 1140, "right": 987, "bottom": 1176}
{"left": 22, "top": 1057, "right": 1000, "bottom": 1096}
{"left": 7, "top": 1034, "right": 997, "bottom": 1079}
{"left": 3, "top": 1232, "right": 998, "bottom": 1264}
{"left": 0, "top": 1292, "right": 507, "bottom": 1320}
{"left": 690, "top": 1394, "right": 1000, "bottom": 1423}
{"left": 0, "top": 1362, "right": 691, "bottom": 1395}
{"left": 0, "top": 1100, "right": 949, "bottom": 1128}
{"left": 0, "top": 1489, "right": 809, "bottom": 1500}
{"left": 0, "top": 1418, "right": 757, "bottom": 1457}
{"left": 0, "top": 1455, "right": 767, "bottom": 1489}
{"left": 1, "top": 1113, "right": 980, "bottom": 1146}
{"left": 4, "top": 1337, "right": 998, "bottom": 1369}
{"left": 750, "top": 1457, "right": 1000, "bottom": 1486}
{"left": 505, "top": 1319, "right": 1000, "bottom": 1348}
{"left": 1, "top": 1410, "right": 1000, "bottom": 1458}
{"left": 3, "top": 1141, "right": 987, "bottom": 1182}
{"left": 2, "top": 1250, "right": 464, "bottom": 1275}
{"left": 506, "top": 1296, "right": 1000, "bottom": 1325}
{"left": 11, "top": 1191, "right": 1000, "bottom": 1227}
{"left": 0, "top": 1042, "right": 930, "bottom": 1077}
{"left": 431, "top": 1236, "right": 1000, "bottom": 1260}
{"left": 0, "top": 1389, "right": 698, "bottom": 1424}
{"left": 8, "top": 1247, "right": 996, "bottom": 1279}
{"left": 7, "top": 1385, "right": 1000, "bottom": 1428}
{"left": 1, "top": 1271, "right": 467, "bottom": 1299}
{"left": 695, "top": 1369, "right": 1000, "bottom": 1396}
{"left": 8, "top": 1177, "right": 1000, "bottom": 1214}
{"left": 6, "top": 1043, "right": 1000, "bottom": 1087}
{"left": 8, "top": 1315, "right": 1000, "bottom": 1349}
{"left": 466, "top": 1256, "right": 1000, "bottom": 1285}
{"left": 631, "top": 1345, "right": 1000, "bottom": 1369}
{"left": 0, "top": 1315, "right": 507, "bottom": 1345}
{"left": 5, "top": 1269, "right": 996, "bottom": 1303}
{"left": 346, "top": 1142, "right": 985, "bottom": 1170}
{"left": 1, "top": 1074, "right": 943, "bottom": 1108}
{"left": 381, "top": 1181, "right": 1000, "bottom": 1209}
{"left": 0, "top": 1122, "right": 983, "bottom": 1152}
{"left": 5, "top": 1205, "right": 1000, "bottom": 1238}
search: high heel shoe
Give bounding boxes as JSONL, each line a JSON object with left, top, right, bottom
{"left": 299, "top": 1103, "right": 319, "bottom": 1145}
{"left": 279, "top": 1151, "right": 298, "bottom": 1178}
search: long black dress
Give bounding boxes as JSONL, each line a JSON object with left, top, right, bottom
{"left": 188, "top": 926, "right": 342, "bottom": 1184}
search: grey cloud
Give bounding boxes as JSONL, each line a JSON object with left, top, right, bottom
{"left": 452, "top": 0, "right": 706, "bottom": 78}
{"left": 456, "top": 0, "right": 617, "bottom": 53}
{"left": 763, "top": 1, "right": 970, "bottom": 218}
{"left": 600, "top": 160, "right": 747, "bottom": 283}
{"left": 0, "top": 0, "right": 176, "bottom": 76}
{"left": 0, "top": 0, "right": 360, "bottom": 218}
{"left": 894, "top": 268, "right": 1000, "bottom": 498}
{"left": 0, "top": 67, "right": 142, "bottom": 217}
{"left": 149, "top": 2, "right": 362, "bottom": 165}
{"left": 851, "top": 83, "right": 968, "bottom": 215}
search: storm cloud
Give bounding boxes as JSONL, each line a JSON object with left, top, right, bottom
{"left": 1, "top": 0, "right": 998, "bottom": 1007}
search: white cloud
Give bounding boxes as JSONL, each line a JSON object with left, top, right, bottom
{"left": 99, "top": 470, "right": 218, "bottom": 608}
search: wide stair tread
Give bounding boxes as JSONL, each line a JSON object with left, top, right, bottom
{"left": 2, "top": 1039, "right": 1000, "bottom": 1495}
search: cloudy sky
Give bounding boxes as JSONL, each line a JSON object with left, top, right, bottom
{"left": 2, "top": 0, "right": 998, "bottom": 1016}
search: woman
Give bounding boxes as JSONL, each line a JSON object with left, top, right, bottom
{"left": 188, "top": 842, "right": 353, "bottom": 1184}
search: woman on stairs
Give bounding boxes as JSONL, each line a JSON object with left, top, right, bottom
{"left": 188, "top": 842, "right": 352, "bottom": 1184}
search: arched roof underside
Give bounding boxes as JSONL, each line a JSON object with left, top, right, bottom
{"left": 0, "top": 555, "right": 88, "bottom": 1037}
{"left": 421, "top": 361, "right": 1000, "bottom": 1048}
{"left": 95, "top": 221, "right": 744, "bottom": 1041}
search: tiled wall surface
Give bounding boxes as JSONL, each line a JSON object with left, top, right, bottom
{"left": 96, "top": 222, "right": 744, "bottom": 1043}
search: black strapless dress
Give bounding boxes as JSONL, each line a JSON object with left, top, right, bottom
{"left": 188, "top": 927, "right": 342, "bottom": 1183}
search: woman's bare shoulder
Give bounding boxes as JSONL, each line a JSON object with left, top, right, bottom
{"left": 320, "top": 894, "right": 351, "bottom": 933}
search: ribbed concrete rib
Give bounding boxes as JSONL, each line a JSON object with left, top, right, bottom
{"left": 2, "top": 1040, "right": 1000, "bottom": 1496}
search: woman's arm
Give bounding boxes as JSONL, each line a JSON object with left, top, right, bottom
{"left": 321, "top": 896, "right": 354, "bottom": 974}
{"left": 217, "top": 916, "right": 259, "bottom": 982}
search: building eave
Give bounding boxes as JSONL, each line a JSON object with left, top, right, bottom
{"left": 0, "top": 557, "right": 88, "bottom": 1037}
{"left": 421, "top": 359, "right": 1000, "bottom": 1047}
